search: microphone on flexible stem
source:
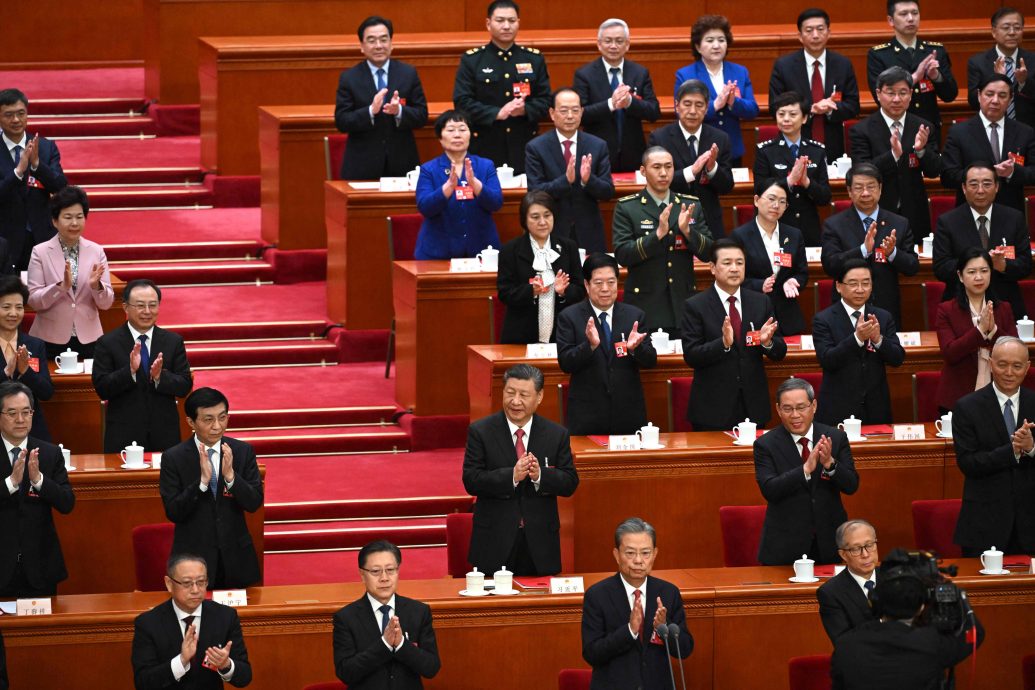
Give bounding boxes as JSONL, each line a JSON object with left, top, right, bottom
{"left": 668, "top": 622, "right": 688, "bottom": 690}
{"left": 655, "top": 624, "right": 678, "bottom": 690}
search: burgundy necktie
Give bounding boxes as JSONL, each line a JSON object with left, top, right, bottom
{"left": 562, "top": 140, "right": 573, "bottom": 167}
{"left": 515, "top": 428, "right": 526, "bottom": 459}
{"left": 727, "top": 295, "right": 742, "bottom": 341}
{"left": 633, "top": 589, "right": 643, "bottom": 640}
{"left": 810, "top": 60, "right": 825, "bottom": 143}
{"left": 799, "top": 437, "right": 810, "bottom": 465}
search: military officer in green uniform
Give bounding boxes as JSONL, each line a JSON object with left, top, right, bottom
{"left": 866, "top": 1, "right": 958, "bottom": 144}
{"left": 453, "top": 0, "right": 551, "bottom": 174}
{"left": 613, "top": 146, "right": 713, "bottom": 337}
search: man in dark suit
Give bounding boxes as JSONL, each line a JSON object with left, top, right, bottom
{"left": 573, "top": 18, "right": 661, "bottom": 173}
{"left": 850, "top": 66, "right": 942, "bottom": 239}
{"left": 612, "top": 147, "right": 712, "bottom": 336}
{"left": 942, "top": 74, "right": 1035, "bottom": 213}
{"left": 582, "top": 517, "right": 693, "bottom": 689}
{"left": 132, "top": 553, "right": 252, "bottom": 689}
{"left": 813, "top": 259, "right": 905, "bottom": 426}
{"left": 160, "top": 387, "right": 263, "bottom": 589}
{"left": 525, "top": 88, "right": 614, "bottom": 252}
{"left": 462, "top": 364, "right": 579, "bottom": 576}
{"left": 334, "top": 16, "right": 429, "bottom": 180}
{"left": 92, "top": 279, "right": 193, "bottom": 453}
{"left": 817, "top": 519, "right": 879, "bottom": 642}
{"left": 647, "top": 79, "right": 734, "bottom": 238}
{"left": 755, "top": 377, "right": 860, "bottom": 565}
{"left": 0, "top": 275, "right": 52, "bottom": 441}
{"left": 453, "top": 0, "right": 551, "bottom": 173}
{"left": 333, "top": 540, "right": 441, "bottom": 689}
{"left": 933, "top": 162, "right": 1031, "bottom": 319}
{"left": 952, "top": 336, "right": 1035, "bottom": 556}
{"left": 821, "top": 162, "right": 919, "bottom": 326}
{"left": 0, "top": 381, "right": 74, "bottom": 598}
{"left": 967, "top": 8, "right": 1035, "bottom": 129}
{"left": 866, "top": 1, "right": 957, "bottom": 145}
{"left": 681, "top": 238, "right": 786, "bottom": 431}
{"left": 0, "top": 88, "right": 66, "bottom": 273}
{"left": 556, "top": 253, "right": 657, "bottom": 435}
{"left": 768, "top": 8, "right": 861, "bottom": 162}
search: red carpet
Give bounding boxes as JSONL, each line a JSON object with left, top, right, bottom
{"left": 161, "top": 282, "right": 327, "bottom": 326}
{"left": 60, "top": 136, "right": 203, "bottom": 170}
{"left": 264, "top": 546, "right": 448, "bottom": 586}
{"left": 0, "top": 68, "right": 144, "bottom": 99}
{"left": 89, "top": 209, "right": 263, "bottom": 247}
{"left": 196, "top": 363, "right": 399, "bottom": 411}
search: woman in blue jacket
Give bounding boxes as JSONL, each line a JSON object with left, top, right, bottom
{"left": 414, "top": 110, "right": 503, "bottom": 260}
{"left": 674, "top": 15, "right": 759, "bottom": 166}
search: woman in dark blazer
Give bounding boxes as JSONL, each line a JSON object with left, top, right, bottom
{"left": 497, "top": 191, "right": 584, "bottom": 344}
{"left": 935, "top": 247, "right": 1018, "bottom": 414}
{"left": 730, "top": 178, "right": 808, "bottom": 335}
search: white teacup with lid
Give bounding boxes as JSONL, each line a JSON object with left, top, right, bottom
{"left": 732, "top": 419, "right": 756, "bottom": 445}
{"left": 838, "top": 415, "right": 863, "bottom": 440}
{"left": 477, "top": 246, "right": 499, "bottom": 272}
{"left": 793, "top": 554, "right": 815, "bottom": 581}
{"left": 121, "top": 441, "right": 146, "bottom": 468}
{"left": 1018, "top": 316, "right": 1034, "bottom": 341}
{"left": 55, "top": 348, "right": 79, "bottom": 373}
{"left": 981, "top": 546, "right": 1004, "bottom": 573}
{"left": 935, "top": 412, "right": 952, "bottom": 437}
{"left": 637, "top": 422, "right": 660, "bottom": 447}
{"left": 465, "top": 566, "right": 485, "bottom": 594}
{"left": 493, "top": 565, "right": 513, "bottom": 593}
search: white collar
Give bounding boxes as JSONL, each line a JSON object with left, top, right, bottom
{"left": 992, "top": 382, "right": 1021, "bottom": 410}
{"left": 619, "top": 573, "right": 647, "bottom": 601}
{"left": 842, "top": 299, "right": 867, "bottom": 321}
{"left": 979, "top": 110, "right": 1005, "bottom": 129}
{"left": 555, "top": 130, "right": 579, "bottom": 147}
{"left": 172, "top": 600, "right": 202, "bottom": 622}
{"left": 366, "top": 592, "right": 396, "bottom": 616}
{"left": 848, "top": 568, "right": 876, "bottom": 591}
{"left": 127, "top": 324, "right": 156, "bottom": 342}
{"left": 678, "top": 121, "right": 702, "bottom": 141}
{"left": 1, "top": 436, "right": 27, "bottom": 457}
{"left": 195, "top": 434, "right": 222, "bottom": 455}
{"left": 505, "top": 415, "right": 532, "bottom": 439}
{"left": 756, "top": 219, "right": 780, "bottom": 240}
{"left": 803, "top": 49, "right": 827, "bottom": 67}
{"left": 789, "top": 424, "right": 815, "bottom": 446}
{"left": 996, "top": 47, "right": 1019, "bottom": 62}
{"left": 592, "top": 303, "right": 615, "bottom": 322}
{"left": 714, "top": 284, "right": 741, "bottom": 305}
{"left": 970, "top": 205, "right": 994, "bottom": 225}
{"left": 601, "top": 57, "right": 625, "bottom": 72}
{"left": 879, "top": 109, "right": 905, "bottom": 131}
{"left": 2, "top": 132, "right": 27, "bottom": 152}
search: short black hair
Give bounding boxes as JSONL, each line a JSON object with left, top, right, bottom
{"left": 690, "top": 15, "right": 732, "bottom": 60}
{"left": 503, "top": 363, "right": 544, "bottom": 392}
{"left": 641, "top": 145, "right": 672, "bottom": 167}
{"left": 582, "top": 252, "right": 619, "bottom": 280}
{"left": 887, "top": 0, "right": 919, "bottom": 16}
{"left": 358, "top": 539, "right": 402, "bottom": 569}
{"left": 184, "top": 387, "right": 229, "bottom": 420}
{"left": 519, "top": 190, "right": 556, "bottom": 232}
{"left": 991, "top": 7, "right": 1024, "bottom": 28}
{"left": 876, "top": 66, "right": 913, "bottom": 91}
{"left": 954, "top": 247, "right": 998, "bottom": 310}
{"left": 675, "top": 79, "right": 710, "bottom": 104}
{"left": 710, "top": 237, "right": 745, "bottom": 263}
{"left": 551, "top": 87, "right": 581, "bottom": 109}
{"left": 166, "top": 553, "right": 208, "bottom": 578}
{"left": 50, "top": 185, "right": 90, "bottom": 220}
{"left": 754, "top": 177, "right": 790, "bottom": 197}
{"left": 962, "top": 161, "right": 998, "bottom": 185}
{"left": 357, "top": 16, "right": 393, "bottom": 41}
{"left": 0, "top": 381, "right": 33, "bottom": 410}
{"left": 770, "top": 91, "right": 806, "bottom": 117}
{"left": 796, "top": 8, "right": 830, "bottom": 30}
{"left": 123, "top": 279, "right": 163, "bottom": 304}
{"left": 978, "top": 73, "right": 1013, "bottom": 93}
{"left": 837, "top": 258, "right": 872, "bottom": 283}
{"left": 0, "top": 275, "right": 28, "bottom": 305}
{"left": 0, "top": 89, "right": 28, "bottom": 109}
{"left": 846, "top": 162, "right": 882, "bottom": 187}
{"left": 487, "top": 0, "right": 519, "bottom": 17}
{"left": 434, "top": 109, "right": 471, "bottom": 139}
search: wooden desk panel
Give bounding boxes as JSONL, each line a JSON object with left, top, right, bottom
{"left": 46, "top": 367, "right": 104, "bottom": 454}
{"left": 56, "top": 455, "right": 265, "bottom": 595}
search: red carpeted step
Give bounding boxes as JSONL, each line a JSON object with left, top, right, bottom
{"left": 89, "top": 209, "right": 262, "bottom": 247}
{"left": 81, "top": 183, "right": 213, "bottom": 209}
{"left": 264, "top": 546, "right": 447, "bottom": 585}
{"left": 234, "top": 424, "right": 410, "bottom": 455}
{"left": 58, "top": 136, "right": 203, "bottom": 170}
{"left": 107, "top": 258, "right": 274, "bottom": 285}
{"left": 1, "top": 68, "right": 144, "bottom": 100}
{"left": 264, "top": 518, "right": 445, "bottom": 552}
{"left": 266, "top": 516, "right": 444, "bottom": 533}
{"left": 32, "top": 114, "right": 157, "bottom": 138}
{"left": 186, "top": 338, "right": 340, "bottom": 367}
{"left": 266, "top": 495, "right": 472, "bottom": 523}
{"left": 170, "top": 320, "right": 331, "bottom": 342}
{"left": 67, "top": 167, "right": 205, "bottom": 186}
{"left": 32, "top": 97, "right": 149, "bottom": 116}
{"left": 230, "top": 406, "right": 397, "bottom": 430}
{"left": 102, "top": 240, "right": 264, "bottom": 262}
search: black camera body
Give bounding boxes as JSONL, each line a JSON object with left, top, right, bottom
{"left": 871, "top": 549, "right": 969, "bottom": 633}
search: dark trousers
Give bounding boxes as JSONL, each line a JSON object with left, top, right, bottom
{"left": 504, "top": 528, "right": 540, "bottom": 576}
{"left": 0, "top": 561, "right": 57, "bottom": 599}
{"left": 45, "top": 335, "right": 95, "bottom": 361}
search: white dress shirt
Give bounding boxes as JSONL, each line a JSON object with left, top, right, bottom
{"left": 366, "top": 59, "right": 403, "bottom": 124}
{"left": 978, "top": 111, "right": 1008, "bottom": 173}
{"left": 841, "top": 300, "right": 883, "bottom": 349}
{"left": 603, "top": 58, "right": 625, "bottom": 111}
{"left": 848, "top": 568, "right": 877, "bottom": 598}
{"left": 619, "top": 573, "right": 648, "bottom": 638}
{"left": 757, "top": 220, "right": 781, "bottom": 272}
{"left": 170, "top": 600, "right": 235, "bottom": 681}
{"left": 804, "top": 49, "right": 827, "bottom": 87}
{"left": 195, "top": 435, "right": 234, "bottom": 492}
{"left": 367, "top": 593, "right": 404, "bottom": 651}
{"left": 2, "top": 436, "right": 41, "bottom": 494}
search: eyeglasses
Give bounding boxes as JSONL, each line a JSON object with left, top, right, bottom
{"left": 361, "top": 566, "right": 399, "bottom": 578}
{"left": 777, "top": 404, "right": 812, "bottom": 415}
{"left": 1, "top": 410, "right": 33, "bottom": 420}
{"left": 600, "top": 37, "right": 627, "bottom": 47}
{"left": 841, "top": 280, "right": 872, "bottom": 290}
{"left": 169, "top": 577, "right": 209, "bottom": 590}
{"left": 879, "top": 89, "right": 911, "bottom": 100}
{"left": 965, "top": 181, "right": 996, "bottom": 190}
{"left": 620, "top": 549, "right": 655, "bottom": 559}
{"left": 841, "top": 541, "right": 878, "bottom": 557}
{"left": 760, "top": 195, "right": 788, "bottom": 207}
{"left": 127, "top": 302, "right": 160, "bottom": 311}
{"left": 554, "top": 107, "right": 582, "bottom": 116}
{"left": 849, "top": 183, "right": 880, "bottom": 194}
{"left": 0, "top": 110, "right": 26, "bottom": 121}
{"left": 589, "top": 279, "right": 618, "bottom": 288}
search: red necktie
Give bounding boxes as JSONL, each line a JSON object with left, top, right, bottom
{"left": 727, "top": 295, "right": 742, "bottom": 341}
{"left": 515, "top": 428, "right": 526, "bottom": 459}
{"left": 633, "top": 589, "right": 643, "bottom": 640}
{"left": 562, "top": 140, "right": 573, "bottom": 167}
{"left": 810, "top": 60, "right": 825, "bottom": 143}
{"left": 799, "top": 437, "right": 810, "bottom": 465}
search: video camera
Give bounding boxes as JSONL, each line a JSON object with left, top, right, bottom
{"left": 872, "top": 548, "right": 971, "bottom": 634}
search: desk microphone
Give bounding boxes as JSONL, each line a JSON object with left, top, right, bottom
{"left": 655, "top": 624, "right": 677, "bottom": 690}
{"left": 668, "top": 622, "right": 688, "bottom": 690}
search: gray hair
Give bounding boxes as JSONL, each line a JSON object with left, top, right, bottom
{"left": 598, "top": 18, "right": 630, "bottom": 40}
{"left": 614, "top": 517, "right": 656, "bottom": 548}
{"left": 776, "top": 377, "right": 815, "bottom": 404}
{"left": 166, "top": 553, "right": 208, "bottom": 578}
{"left": 876, "top": 66, "right": 913, "bottom": 91}
{"left": 676, "top": 79, "right": 710, "bottom": 103}
{"left": 503, "top": 363, "right": 544, "bottom": 392}
{"left": 993, "top": 335, "right": 1027, "bottom": 354}
{"left": 836, "top": 519, "right": 876, "bottom": 549}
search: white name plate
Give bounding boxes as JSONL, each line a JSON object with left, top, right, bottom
{"left": 211, "top": 589, "right": 248, "bottom": 607}
{"left": 893, "top": 424, "right": 926, "bottom": 441}
{"left": 16, "top": 597, "right": 52, "bottom": 616}
{"left": 525, "top": 343, "right": 558, "bottom": 359}
{"left": 732, "top": 167, "right": 751, "bottom": 183}
{"left": 608, "top": 435, "right": 641, "bottom": 451}
{"left": 898, "top": 331, "right": 922, "bottom": 347}
{"left": 549, "top": 576, "right": 585, "bottom": 594}
{"left": 805, "top": 247, "right": 823, "bottom": 263}
{"left": 449, "top": 258, "right": 481, "bottom": 272}
{"left": 799, "top": 334, "right": 815, "bottom": 351}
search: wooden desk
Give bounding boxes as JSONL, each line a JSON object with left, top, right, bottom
{"left": 45, "top": 366, "right": 104, "bottom": 454}
{"left": 2, "top": 561, "right": 1029, "bottom": 690}
{"left": 57, "top": 454, "right": 265, "bottom": 595}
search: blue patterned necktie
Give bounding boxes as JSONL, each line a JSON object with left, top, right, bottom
{"left": 599, "top": 312, "right": 613, "bottom": 349}
{"left": 1005, "top": 58, "right": 1016, "bottom": 120}
{"left": 1004, "top": 399, "right": 1017, "bottom": 436}
{"left": 12, "top": 145, "right": 21, "bottom": 165}
{"left": 376, "top": 68, "right": 386, "bottom": 92}
{"left": 609, "top": 67, "right": 624, "bottom": 142}
{"left": 138, "top": 334, "right": 150, "bottom": 376}
{"left": 379, "top": 604, "right": 392, "bottom": 633}
{"left": 207, "top": 447, "right": 219, "bottom": 497}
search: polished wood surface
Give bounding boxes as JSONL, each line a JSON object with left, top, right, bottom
{"left": 45, "top": 365, "right": 104, "bottom": 454}
{"left": 1, "top": 1, "right": 142, "bottom": 69}
{"left": 2, "top": 561, "right": 1028, "bottom": 689}
{"left": 57, "top": 454, "right": 265, "bottom": 595}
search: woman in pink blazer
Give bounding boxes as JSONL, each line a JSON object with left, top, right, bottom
{"left": 27, "top": 186, "right": 114, "bottom": 359}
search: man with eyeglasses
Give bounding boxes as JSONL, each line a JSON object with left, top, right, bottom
{"left": 132, "top": 553, "right": 252, "bottom": 689}
{"left": 573, "top": 18, "right": 661, "bottom": 172}
{"left": 812, "top": 259, "right": 904, "bottom": 426}
{"left": 967, "top": 8, "right": 1034, "bottom": 129}
{"left": 160, "top": 387, "right": 263, "bottom": 589}
{"left": 755, "top": 377, "right": 859, "bottom": 565}
{"left": 817, "top": 519, "right": 880, "bottom": 642}
{"left": 821, "top": 162, "right": 918, "bottom": 326}
{"left": 932, "top": 162, "right": 1030, "bottom": 320}
{"left": 849, "top": 66, "right": 942, "bottom": 241}
{"left": 333, "top": 540, "right": 441, "bottom": 689}
{"left": 92, "top": 279, "right": 192, "bottom": 453}
{"left": 0, "top": 380, "right": 73, "bottom": 598}
{"left": 525, "top": 88, "right": 614, "bottom": 253}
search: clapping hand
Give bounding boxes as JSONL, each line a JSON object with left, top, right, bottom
{"left": 783, "top": 277, "right": 800, "bottom": 299}
{"left": 721, "top": 315, "right": 734, "bottom": 349}
{"left": 442, "top": 163, "right": 460, "bottom": 197}
{"left": 14, "top": 345, "right": 29, "bottom": 375}
{"left": 626, "top": 321, "right": 646, "bottom": 351}
{"left": 585, "top": 316, "right": 600, "bottom": 349}
{"left": 579, "top": 153, "right": 592, "bottom": 185}
{"left": 612, "top": 83, "right": 633, "bottom": 109}
{"left": 652, "top": 596, "right": 668, "bottom": 630}
{"left": 994, "top": 157, "right": 1015, "bottom": 180}
{"left": 527, "top": 452, "right": 541, "bottom": 481}
{"left": 62, "top": 260, "right": 73, "bottom": 291}
{"left": 149, "top": 352, "right": 164, "bottom": 383}
{"left": 88, "top": 262, "right": 105, "bottom": 291}
{"left": 890, "top": 126, "right": 903, "bottom": 160}
{"left": 382, "top": 90, "right": 402, "bottom": 116}
{"left": 1011, "top": 419, "right": 1035, "bottom": 456}
{"left": 220, "top": 442, "right": 234, "bottom": 484}
{"left": 383, "top": 617, "right": 404, "bottom": 648}
{"left": 977, "top": 300, "right": 995, "bottom": 335}
{"left": 204, "top": 641, "right": 232, "bottom": 673}
{"left": 914, "top": 124, "right": 930, "bottom": 152}
{"left": 692, "top": 144, "right": 718, "bottom": 177}
{"left": 554, "top": 270, "right": 570, "bottom": 296}
{"left": 880, "top": 229, "right": 897, "bottom": 257}
{"left": 199, "top": 444, "right": 213, "bottom": 487}
{"left": 758, "top": 317, "right": 778, "bottom": 346}
{"left": 863, "top": 221, "right": 878, "bottom": 255}
{"left": 180, "top": 621, "right": 198, "bottom": 667}
{"left": 371, "top": 87, "right": 388, "bottom": 114}
{"left": 762, "top": 275, "right": 776, "bottom": 294}
{"left": 513, "top": 453, "right": 532, "bottom": 483}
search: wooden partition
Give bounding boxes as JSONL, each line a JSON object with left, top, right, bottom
{"left": 1, "top": 1, "right": 142, "bottom": 69}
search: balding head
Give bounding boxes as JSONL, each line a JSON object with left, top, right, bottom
{"left": 990, "top": 336, "right": 1031, "bottom": 396}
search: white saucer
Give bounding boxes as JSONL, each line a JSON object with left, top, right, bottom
{"left": 458, "top": 589, "right": 490, "bottom": 597}
{"left": 788, "top": 576, "right": 820, "bottom": 583}
{"left": 120, "top": 462, "right": 151, "bottom": 470}
{"left": 490, "top": 588, "right": 519, "bottom": 596}
{"left": 935, "top": 432, "right": 952, "bottom": 439}
{"left": 979, "top": 568, "right": 1010, "bottom": 575}
{"left": 733, "top": 440, "right": 755, "bottom": 447}
{"left": 55, "top": 363, "right": 85, "bottom": 375}
{"left": 64, "top": 466, "right": 76, "bottom": 472}
{"left": 641, "top": 443, "right": 666, "bottom": 450}
{"left": 847, "top": 436, "right": 867, "bottom": 442}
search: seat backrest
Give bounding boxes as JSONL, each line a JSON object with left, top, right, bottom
{"left": 732, "top": 205, "right": 755, "bottom": 227}
{"left": 755, "top": 124, "right": 779, "bottom": 145}
{"left": 718, "top": 505, "right": 766, "bottom": 567}
{"left": 922, "top": 281, "right": 947, "bottom": 331}
{"left": 790, "top": 372, "right": 823, "bottom": 403}
{"left": 557, "top": 382, "right": 570, "bottom": 425}
{"left": 1027, "top": 196, "right": 1035, "bottom": 244}
{"left": 912, "top": 371, "right": 941, "bottom": 423}
{"left": 667, "top": 378, "right": 694, "bottom": 432}
{"left": 387, "top": 214, "right": 423, "bottom": 262}
{"left": 558, "top": 669, "right": 592, "bottom": 690}
{"left": 832, "top": 199, "right": 852, "bottom": 214}
{"left": 324, "top": 134, "right": 347, "bottom": 181}
{"left": 911, "top": 499, "right": 962, "bottom": 558}
{"left": 131, "top": 523, "right": 176, "bottom": 591}
{"left": 1020, "top": 280, "right": 1035, "bottom": 320}
{"left": 928, "top": 196, "right": 955, "bottom": 231}
{"left": 1023, "top": 652, "right": 1035, "bottom": 690}
{"left": 816, "top": 278, "right": 834, "bottom": 312}
{"left": 789, "top": 654, "right": 832, "bottom": 690}
{"left": 446, "top": 511, "right": 474, "bottom": 578}
{"left": 842, "top": 119, "right": 859, "bottom": 157}
{"left": 302, "top": 683, "right": 348, "bottom": 690}
{"left": 488, "top": 295, "right": 506, "bottom": 344}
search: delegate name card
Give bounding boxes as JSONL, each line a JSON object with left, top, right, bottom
{"left": 211, "top": 589, "right": 248, "bottom": 607}
{"left": 16, "top": 598, "right": 52, "bottom": 616}
{"left": 893, "top": 424, "right": 925, "bottom": 441}
{"left": 550, "top": 577, "right": 585, "bottom": 594}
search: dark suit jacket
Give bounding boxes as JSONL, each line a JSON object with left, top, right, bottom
{"left": 820, "top": 206, "right": 919, "bottom": 325}
{"left": 952, "top": 383, "right": 1035, "bottom": 552}
{"left": 831, "top": 616, "right": 983, "bottom": 690}
{"left": 334, "top": 60, "right": 429, "bottom": 180}
{"left": 730, "top": 220, "right": 809, "bottom": 335}
{"left": 817, "top": 568, "right": 876, "bottom": 642}
{"left": 967, "top": 47, "right": 1035, "bottom": 129}
{"left": 647, "top": 122, "right": 735, "bottom": 237}
{"left": 581, "top": 573, "right": 693, "bottom": 690}
{"left": 754, "top": 423, "right": 859, "bottom": 565}
{"left": 496, "top": 233, "right": 584, "bottom": 344}
{"left": 752, "top": 137, "right": 831, "bottom": 246}
{"left": 0, "top": 136, "right": 65, "bottom": 271}
{"left": 131, "top": 598, "right": 252, "bottom": 690}
{"left": 812, "top": 302, "right": 905, "bottom": 425}
{"left": 93, "top": 324, "right": 193, "bottom": 453}
{"left": 680, "top": 287, "right": 787, "bottom": 428}
{"left": 573, "top": 58, "right": 661, "bottom": 172}
{"left": 849, "top": 111, "right": 942, "bottom": 238}
{"left": 159, "top": 436, "right": 264, "bottom": 588}
{"left": 525, "top": 131, "right": 614, "bottom": 252}
{"left": 934, "top": 300, "right": 1017, "bottom": 411}
{"left": 768, "top": 49, "right": 862, "bottom": 161}
{"left": 932, "top": 202, "right": 1031, "bottom": 319}
{"left": 0, "top": 437, "right": 74, "bottom": 592}
{"left": 333, "top": 593, "right": 441, "bottom": 689}
{"left": 461, "top": 412, "right": 578, "bottom": 575}
{"left": 556, "top": 300, "right": 657, "bottom": 435}
{"left": 0, "top": 332, "right": 53, "bottom": 441}
{"left": 941, "top": 115, "right": 1035, "bottom": 213}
